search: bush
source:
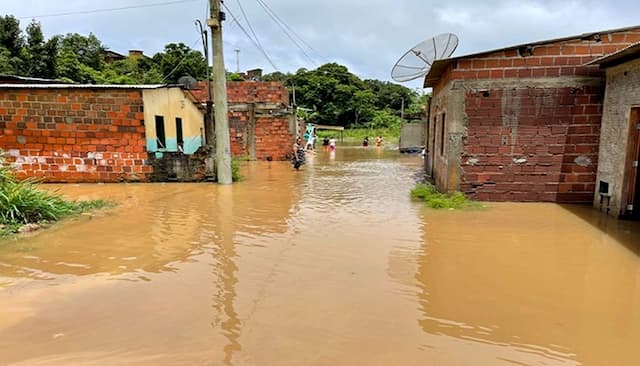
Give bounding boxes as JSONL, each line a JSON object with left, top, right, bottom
{"left": 410, "top": 183, "right": 479, "bottom": 209}
{"left": 231, "top": 158, "right": 243, "bottom": 182}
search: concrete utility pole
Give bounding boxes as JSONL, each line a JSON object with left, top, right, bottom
{"left": 209, "top": 0, "right": 232, "bottom": 184}
{"left": 195, "top": 20, "right": 214, "bottom": 148}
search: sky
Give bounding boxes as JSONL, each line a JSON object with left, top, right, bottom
{"left": 3, "top": 0, "right": 640, "bottom": 89}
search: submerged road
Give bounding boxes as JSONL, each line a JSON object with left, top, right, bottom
{"left": 0, "top": 145, "right": 639, "bottom": 365}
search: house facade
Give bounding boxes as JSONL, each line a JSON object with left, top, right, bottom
{"left": 424, "top": 26, "right": 640, "bottom": 203}
{"left": 589, "top": 43, "right": 640, "bottom": 218}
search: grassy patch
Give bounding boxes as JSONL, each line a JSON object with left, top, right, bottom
{"left": 410, "top": 183, "right": 481, "bottom": 209}
{"left": 316, "top": 127, "right": 400, "bottom": 142}
{"left": 0, "top": 159, "right": 113, "bottom": 237}
{"left": 231, "top": 158, "right": 243, "bottom": 182}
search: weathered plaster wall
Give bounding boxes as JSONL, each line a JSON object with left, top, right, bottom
{"left": 595, "top": 58, "right": 640, "bottom": 216}
{"left": 143, "top": 87, "right": 204, "bottom": 154}
{"left": 0, "top": 87, "right": 150, "bottom": 182}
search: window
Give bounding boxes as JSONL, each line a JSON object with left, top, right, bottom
{"left": 440, "top": 112, "right": 446, "bottom": 156}
{"left": 176, "top": 117, "right": 183, "bottom": 150}
{"left": 155, "top": 115, "right": 166, "bottom": 149}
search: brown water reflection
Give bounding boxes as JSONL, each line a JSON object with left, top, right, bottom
{"left": 0, "top": 145, "right": 639, "bottom": 365}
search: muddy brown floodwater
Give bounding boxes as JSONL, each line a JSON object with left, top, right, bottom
{"left": 1, "top": 145, "right": 639, "bottom": 366}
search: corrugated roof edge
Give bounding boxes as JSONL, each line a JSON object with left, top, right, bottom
{"left": 0, "top": 84, "right": 174, "bottom": 89}
{"left": 424, "top": 24, "right": 640, "bottom": 87}
{"left": 586, "top": 41, "right": 640, "bottom": 67}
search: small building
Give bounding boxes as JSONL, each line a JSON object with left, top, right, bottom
{"left": 424, "top": 25, "right": 640, "bottom": 203}
{"left": 0, "top": 84, "right": 159, "bottom": 182}
{"left": 143, "top": 87, "right": 205, "bottom": 155}
{"left": 589, "top": 43, "right": 640, "bottom": 219}
{"left": 188, "top": 81, "right": 296, "bottom": 161}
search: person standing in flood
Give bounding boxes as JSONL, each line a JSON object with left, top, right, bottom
{"left": 329, "top": 137, "right": 336, "bottom": 151}
{"left": 362, "top": 136, "right": 369, "bottom": 148}
{"left": 291, "top": 137, "right": 306, "bottom": 170}
{"left": 375, "top": 136, "right": 384, "bottom": 147}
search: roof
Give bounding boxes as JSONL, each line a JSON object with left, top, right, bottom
{"left": 424, "top": 24, "right": 640, "bottom": 87}
{"left": 0, "top": 83, "right": 170, "bottom": 89}
{"left": 587, "top": 41, "right": 640, "bottom": 68}
{"left": 0, "top": 74, "right": 68, "bottom": 84}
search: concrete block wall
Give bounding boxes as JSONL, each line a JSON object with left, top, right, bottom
{"left": 0, "top": 88, "right": 151, "bottom": 182}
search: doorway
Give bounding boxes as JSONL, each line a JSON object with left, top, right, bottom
{"left": 622, "top": 107, "right": 640, "bottom": 219}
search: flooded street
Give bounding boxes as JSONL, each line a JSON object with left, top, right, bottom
{"left": 1, "top": 146, "right": 639, "bottom": 366}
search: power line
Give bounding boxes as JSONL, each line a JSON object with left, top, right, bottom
{"left": 161, "top": 38, "right": 203, "bottom": 82}
{"left": 253, "top": 0, "right": 318, "bottom": 66}
{"left": 222, "top": 3, "right": 279, "bottom": 71}
{"left": 235, "top": 0, "right": 266, "bottom": 59}
{"left": 18, "top": 0, "right": 200, "bottom": 20}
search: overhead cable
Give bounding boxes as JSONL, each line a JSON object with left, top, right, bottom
{"left": 222, "top": 3, "right": 279, "bottom": 71}
{"left": 254, "top": 0, "right": 318, "bottom": 66}
{"left": 18, "top": 0, "right": 200, "bottom": 19}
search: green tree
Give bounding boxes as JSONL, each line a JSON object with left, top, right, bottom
{"left": 0, "top": 15, "right": 24, "bottom": 74}
{"left": 0, "top": 15, "right": 23, "bottom": 58}
{"left": 57, "top": 33, "right": 105, "bottom": 70}
{"left": 152, "top": 43, "right": 207, "bottom": 83}
{"left": 24, "top": 20, "right": 57, "bottom": 78}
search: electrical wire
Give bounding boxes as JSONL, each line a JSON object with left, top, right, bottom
{"left": 222, "top": 3, "right": 279, "bottom": 71}
{"left": 255, "top": 0, "right": 321, "bottom": 58}
{"left": 235, "top": 0, "right": 267, "bottom": 59}
{"left": 161, "top": 38, "right": 203, "bottom": 82}
{"left": 253, "top": 0, "right": 318, "bottom": 66}
{"left": 18, "top": 0, "right": 201, "bottom": 19}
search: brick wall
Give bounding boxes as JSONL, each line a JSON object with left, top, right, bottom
{"left": 447, "top": 30, "right": 640, "bottom": 82}
{"left": 428, "top": 27, "right": 640, "bottom": 202}
{"left": 191, "top": 81, "right": 294, "bottom": 160}
{"left": 0, "top": 87, "right": 151, "bottom": 182}
{"left": 460, "top": 86, "right": 602, "bottom": 202}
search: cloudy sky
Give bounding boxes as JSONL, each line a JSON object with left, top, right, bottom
{"left": 3, "top": 0, "right": 640, "bottom": 88}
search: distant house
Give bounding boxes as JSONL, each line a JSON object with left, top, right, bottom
{"left": 423, "top": 25, "right": 640, "bottom": 205}
{"left": 187, "top": 80, "right": 295, "bottom": 161}
{"left": 588, "top": 43, "right": 640, "bottom": 218}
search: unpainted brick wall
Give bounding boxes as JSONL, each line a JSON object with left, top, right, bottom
{"left": 428, "top": 28, "right": 640, "bottom": 202}
{"left": 191, "top": 81, "right": 294, "bottom": 160}
{"left": 461, "top": 86, "right": 602, "bottom": 202}
{"left": 0, "top": 88, "right": 151, "bottom": 182}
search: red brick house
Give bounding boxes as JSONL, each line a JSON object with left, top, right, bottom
{"left": 0, "top": 84, "right": 157, "bottom": 182}
{"left": 424, "top": 26, "right": 640, "bottom": 203}
{"left": 188, "top": 81, "right": 295, "bottom": 161}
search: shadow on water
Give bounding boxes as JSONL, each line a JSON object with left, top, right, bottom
{"left": 559, "top": 203, "right": 640, "bottom": 256}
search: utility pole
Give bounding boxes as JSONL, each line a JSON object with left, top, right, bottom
{"left": 195, "top": 20, "right": 214, "bottom": 149}
{"left": 209, "top": 0, "right": 232, "bottom": 184}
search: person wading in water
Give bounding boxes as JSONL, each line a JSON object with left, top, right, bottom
{"left": 291, "top": 137, "right": 306, "bottom": 170}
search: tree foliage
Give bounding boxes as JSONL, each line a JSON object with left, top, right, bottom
{"left": 264, "top": 63, "right": 423, "bottom": 129}
{"left": 0, "top": 13, "right": 426, "bottom": 129}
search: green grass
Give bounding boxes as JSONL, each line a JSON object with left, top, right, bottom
{"left": 0, "top": 159, "right": 114, "bottom": 237}
{"left": 316, "top": 126, "right": 400, "bottom": 142}
{"left": 410, "top": 183, "right": 481, "bottom": 209}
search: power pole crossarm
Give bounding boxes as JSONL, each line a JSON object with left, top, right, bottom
{"left": 209, "top": 0, "right": 232, "bottom": 184}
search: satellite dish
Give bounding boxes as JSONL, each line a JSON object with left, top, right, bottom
{"left": 391, "top": 33, "right": 459, "bottom": 82}
{"left": 178, "top": 75, "right": 198, "bottom": 90}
